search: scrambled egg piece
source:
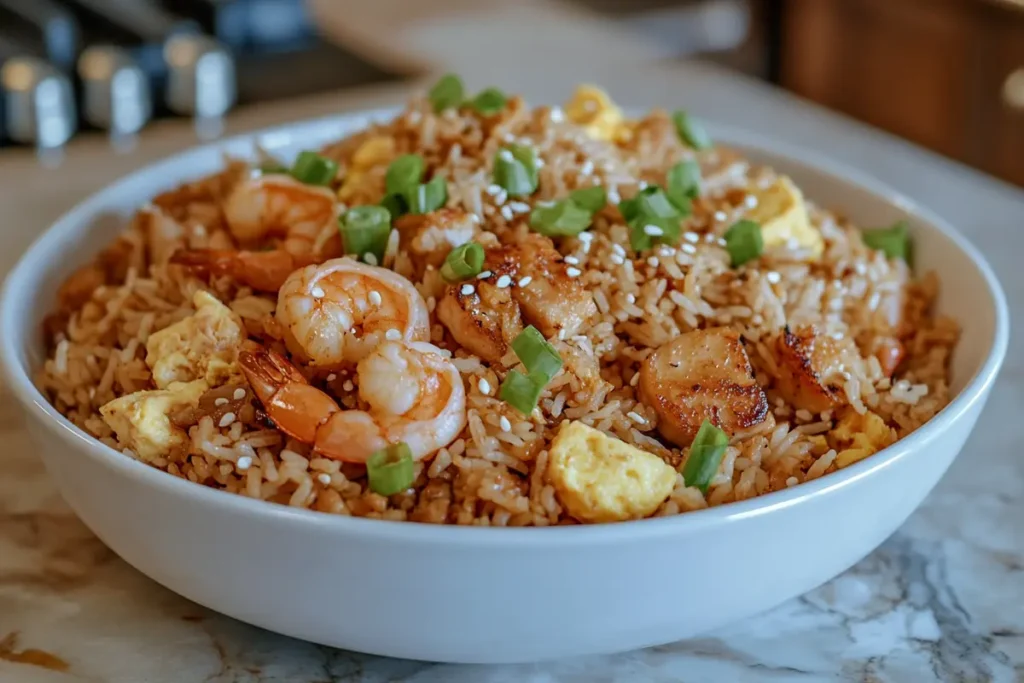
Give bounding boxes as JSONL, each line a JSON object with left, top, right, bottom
{"left": 146, "top": 290, "right": 245, "bottom": 389}
{"left": 564, "top": 85, "right": 632, "bottom": 143}
{"left": 339, "top": 135, "right": 395, "bottom": 202}
{"left": 747, "top": 176, "right": 824, "bottom": 258}
{"left": 828, "top": 408, "right": 897, "bottom": 468}
{"left": 100, "top": 380, "right": 207, "bottom": 462}
{"left": 548, "top": 421, "right": 677, "bottom": 523}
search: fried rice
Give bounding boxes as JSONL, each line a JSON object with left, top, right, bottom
{"left": 36, "top": 82, "right": 960, "bottom": 526}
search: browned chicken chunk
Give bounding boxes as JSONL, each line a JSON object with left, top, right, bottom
{"left": 394, "top": 209, "right": 479, "bottom": 277}
{"left": 436, "top": 276, "right": 523, "bottom": 364}
{"left": 773, "top": 325, "right": 865, "bottom": 414}
{"left": 638, "top": 327, "right": 772, "bottom": 447}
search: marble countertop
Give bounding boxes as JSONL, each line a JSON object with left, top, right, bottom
{"left": 1, "top": 58, "right": 1023, "bottom": 682}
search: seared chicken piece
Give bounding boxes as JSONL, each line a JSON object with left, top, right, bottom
{"left": 638, "top": 327, "right": 771, "bottom": 447}
{"left": 394, "top": 209, "right": 478, "bottom": 276}
{"left": 437, "top": 235, "right": 596, "bottom": 362}
{"left": 773, "top": 325, "right": 865, "bottom": 414}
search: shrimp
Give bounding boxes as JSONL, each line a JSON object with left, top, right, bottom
{"left": 240, "top": 341, "right": 466, "bottom": 463}
{"left": 276, "top": 257, "right": 430, "bottom": 367}
{"left": 170, "top": 248, "right": 309, "bottom": 293}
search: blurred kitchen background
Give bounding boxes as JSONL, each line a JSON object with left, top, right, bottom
{"left": 1, "top": 0, "right": 1022, "bottom": 186}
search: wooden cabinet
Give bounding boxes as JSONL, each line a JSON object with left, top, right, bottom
{"left": 778, "top": 0, "right": 1024, "bottom": 187}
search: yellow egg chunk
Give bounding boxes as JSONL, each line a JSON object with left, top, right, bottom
{"left": 747, "top": 176, "right": 824, "bottom": 258}
{"left": 564, "top": 85, "right": 626, "bottom": 142}
{"left": 146, "top": 291, "right": 245, "bottom": 389}
{"left": 339, "top": 135, "right": 395, "bottom": 202}
{"left": 828, "top": 408, "right": 898, "bottom": 468}
{"left": 100, "top": 380, "right": 208, "bottom": 462}
{"left": 548, "top": 421, "right": 677, "bottom": 523}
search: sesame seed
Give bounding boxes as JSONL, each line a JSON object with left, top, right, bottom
{"left": 311, "top": 286, "right": 325, "bottom": 299}
{"left": 611, "top": 243, "right": 626, "bottom": 257}
{"left": 508, "top": 201, "right": 531, "bottom": 214}
{"left": 236, "top": 456, "right": 253, "bottom": 470}
{"left": 549, "top": 106, "right": 565, "bottom": 122}
{"left": 643, "top": 224, "right": 663, "bottom": 236}
{"left": 363, "top": 252, "right": 378, "bottom": 266}
{"left": 766, "top": 271, "right": 781, "bottom": 284}
{"left": 578, "top": 231, "right": 593, "bottom": 243}
{"left": 647, "top": 256, "right": 659, "bottom": 268}
{"left": 343, "top": 380, "right": 354, "bottom": 391}
{"left": 500, "top": 206, "right": 514, "bottom": 221}
{"left": 564, "top": 255, "right": 579, "bottom": 265}
{"left": 744, "top": 195, "right": 759, "bottom": 209}
{"left": 326, "top": 374, "right": 337, "bottom": 382}
{"left": 580, "top": 160, "right": 594, "bottom": 176}
{"left": 630, "top": 372, "right": 640, "bottom": 387}
{"left": 368, "top": 290, "right": 382, "bottom": 306}
{"left": 477, "top": 270, "right": 493, "bottom": 280}
{"left": 716, "top": 237, "right": 727, "bottom": 247}
{"left": 608, "top": 188, "right": 621, "bottom": 204}
{"left": 682, "top": 243, "right": 697, "bottom": 254}
{"left": 714, "top": 211, "right": 728, "bottom": 222}
{"left": 385, "top": 329, "right": 401, "bottom": 341}
{"left": 627, "top": 411, "right": 645, "bottom": 424}
{"left": 214, "top": 397, "right": 229, "bottom": 406}
{"left": 486, "top": 184, "right": 502, "bottom": 196}
{"left": 461, "top": 284, "right": 476, "bottom": 295}
{"left": 638, "top": 181, "right": 650, "bottom": 190}
{"left": 317, "top": 473, "right": 332, "bottom": 486}
{"left": 499, "top": 416, "right": 512, "bottom": 432}
{"left": 219, "top": 412, "right": 236, "bottom": 428}
{"left": 496, "top": 274, "right": 512, "bottom": 288}
{"left": 517, "top": 275, "right": 533, "bottom": 287}
{"left": 566, "top": 266, "right": 582, "bottom": 277}
{"left": 499, "top": 149, "right": 514, "bottom": 162}
{"left": 683, "top": 231, "right": 700, "bottom": 243}
{"left": 494, "top": 189, "right": 508, "bottom": 204}
{"left": 478, "top": 378, "right": 492, "bottom": 395}
{"left": 626, "top": 293, "right": 636, "bottom": 303}
{"left": 610, "top": 254, "right": 625, "bottom": 265}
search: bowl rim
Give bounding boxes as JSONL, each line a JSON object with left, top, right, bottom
{"left": 0, "top": 109, "right": 1010, "bottom": 547}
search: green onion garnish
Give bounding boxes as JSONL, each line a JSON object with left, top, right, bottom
{"left": 862, "top": 220, "right": 910, "bottom": 262}
{"left": 428, "top": 73, "right": 465, "bottom": 112}
{"left": 619, "top": 186, "right": 686, "bottom": 251}
{"left": 724, "top": 219, "right": 764, "bottom": 267}
{"left": 385, "top": 154, "right": 425, "bottom": 196}
{"left": 405, "top": 176, "right": 448, "bottom": 215}
{"left": 681, "top": 420, "right": 728, "bottom": 493}
{"left": 366, "top": 442, "right": 415, "bottom": 496}
{"left": 494, "top": 144, "right": 539, "bottom": 197}
{"left": 499, "top": 370, "right": 547, "bottom": 415}
{"left": 341, "top": 205, "right": 392, "bottom": 265}
{"left": 290, "top": 151, "right": 339, "bottom": 186}
{"left": 529, "top": 200, "right": 593, "bottom": 237}
{"left": 672, "top": 111, "right": 712, "bottom": 151}
{"left": 470, "top": 87, "right": 508, "bottom": 116}
{"left": 511, "top": 326, "right": 563, "bottom": 383}
{"left": 569, "top": 186, "right": 607, "bottom": 214}
{"left": 667, "top": 159, "right": 701, "bottom": 206}
{"left": 633, "top": 186, "right": 681, "bottom": 220}
{"left": 440, "top": 242, "right": 485, "bottom": 283}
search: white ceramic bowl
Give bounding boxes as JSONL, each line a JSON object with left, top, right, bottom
{"left": 0, "top": 111, "right": 1009, "bottom": 664}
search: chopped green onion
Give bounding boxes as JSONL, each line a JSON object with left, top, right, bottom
{"left": 529, "top": 200, "right": 593, "bottom": 237}
{"left": 681, "top": 420, "right": 728, "bottom": 493}
{"left": 862, "top": 220, "right": 910, "bottom": 262}
{"left": 428, "top": 73, "right": 464, "bottom": 112}
{"left": 667, "top": 159, "right": 701, "bottom": 206}
{"left": 499, "top": 370, "right": 546, "bottom": 415}
{"left": 494, "top": 144, "right": 539, "bottom": 197}
{"left": 380, "top": 193, "right": 405, "bottom": 219}
{"left": 569, "top": 186, "right": 607, "bottom": 214}
{"left": 672, "top": 111, "right": 712, "bottom": 151}
{"left": 385, "top": 154, "right": 425, "bottom": 196}
{"left": 724, "top": 219, "right": 764, "bottom": 267}
{"left": 470, "top": 87, "right": 508, "bottom": 115}
{"left": 405, "top": 176, "right": 448, "bottom": 215}
{"left": 366, "top": 442, "right": 415, "bottom": 495}
{"left": 619, "top": 187, "right": 686, "bottom": 251}
{"left": 341, "top": 205, "right": 392, "bottom": 264}
{"left": 634, "top": 186, "right": 683, "bottom": 220}
{"left": 511, "top": 326, "right": 563, "bottom": 383}
{"left": 291, "top": 151, "right": 339, "bottom": 186}
{"left": 441, "top": 242, "right": 485, "bottom": 283}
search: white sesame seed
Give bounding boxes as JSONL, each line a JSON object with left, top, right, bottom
{"left": 716, "top": 237, "right": 727, "bottom": 247}
{"left": 630, "top": 372, "right": 640, "bottom": 387}
{"left": 219, "top": 412, "right": 236, "bottom": 428}
{"left": 683, "top": 231, "right": 699, "bottom": 243}
{"left": 317, "top": 473, "right": 332, "bottom": 486}
{"left": 214, "top": 397, "right": 229, "bottom": 406}
{"left": 714, "top": 211, "right": 728, "bottom": 222}
{"left": 682, "top": 243, "right": 697, "bottom": 254}
{"left": 311, "top": 286, "right": 325, "bottom": 299}
{"left": 343, "top": 380, "right": 354, "bottom": 391}
{"left": 612, "top": 243, "right": 626, "bottom": 257}
{"left": 326, "top": 374, "right": 337, "bottom": 382}
{"left": 638, "top": 181, "right": 649, "bottom": 190}
{"left": 566, "top": 266, "right": 582, "bottom": 277}
{"left": 578, "top": 231, "right": 593, "bottom": 243}
{"left": 500, "top": 206, "right": 514, "bottom": 221}
{"left": 647, "top": 256, "right": 659, "bottom": 268}
{"left": 564, "top": 255, "right": 579, "bottom": 265}
{"left": 643, "top": 224, "right": 663, "bottom": 236}
{"left": 363, "top": 252, "right": 378, "bottom": 266}
{"left": 549, "top": 106, "right": 565, "bottom": 122}
{"left": 658, "top": 246, "right": 675, "bottom": 257}
{"left": 508, "top": 201, "right": 531, "bottom": 214}
{"left": 494, "top": 189, "right": 508, "bottom": 204}
{"left": 496, "top": 274, "right": 512, "bottom": 288}
{"left": 499, "top": 416, "right": 512, "bottom": 432}
{"left": 232, "top": 388, "right": 246, "bottom": 400}
{"left": 478, "top": 378, "right": 492, "bottom": 395}
{"left": 486, "top": 184, "right": 502, "bottom": 196}
{"left": 611, "top": 254, "right": 625, "bottom": 265}
{"left": 627, "top": 411, "right": 645, "bottom": 424}
{"left": 385, "top": 329, "right": 401, "bottom": 341}
{"left": 517, "top": 275, "right": 533, "bottom": 287}
{"left": 499, "top": 149, "right": 514, "bottom": 162}
{"left": 368, "top": 290, "right": 382, "bottom": 306}
{"left": 626, "top": 293, "right": 636, "bottom": 303}
{"left": 236, "top": 456, "right": 253, "bottom": 470}
{"left": 744, "top": 195, "right": 759, "bottom": 209}
{"left": 461, "top": 284, "right": 476, "bottom": 295}
{"left": 608, "top": 188, "right": 621, "bottom": 204}
{"left": 766, "top": 271, "right": 781, "bottom": 284}
{"left": 477, "top": 270, "right": 493, "bottom": 280}
{"left": 580, "top": 160, "right": 594, "bottom": 176}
